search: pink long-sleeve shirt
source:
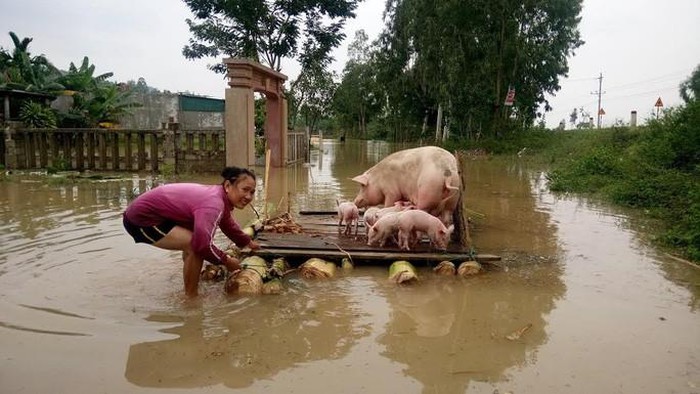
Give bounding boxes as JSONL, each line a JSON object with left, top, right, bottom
{"left": 124, "top": 183, "right": 252, "bottom": 265}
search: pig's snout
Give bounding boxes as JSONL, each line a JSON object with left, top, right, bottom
{"left": 353, "top": 195, "right": 366, "bottom": 207}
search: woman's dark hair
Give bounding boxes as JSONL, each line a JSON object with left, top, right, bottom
{"left": 221, "top": 166, "right": 256, "bottom": 185}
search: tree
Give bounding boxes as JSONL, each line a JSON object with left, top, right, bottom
{"left": 332, "top": 30, "right": 383, "bottom": 137}
{"left": 55, "top": 56, "right": 113, "bottom": 92}
{"left": 569, "top": 108, "right": 578, "bottom": 126}
{"left": 298, "top": 68, "right": 337, "bottom": 135}
{"left": 377, "top": 0, "right": 584, "bottom": 139}
{"left": 680, "top": 64, "right": 700, "bottom": 103}
{"left": 181, "top": 0, "right": 361, "bottom": 73}
{"left": 0, "top": 31, "right": 63, "bottom": 93}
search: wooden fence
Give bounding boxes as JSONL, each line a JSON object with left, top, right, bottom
{"left": 3, "top": 127, "right": 308, "bottom": 172}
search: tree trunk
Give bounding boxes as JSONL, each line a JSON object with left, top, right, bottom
{"left": 492, "top": 10, "right": 507, "bottom": 135}
{"left": 435, "top": 104, "right": 443, "bottom": 143}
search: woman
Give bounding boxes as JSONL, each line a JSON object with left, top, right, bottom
{"left": 123, "top": 166, "right": 261, "bottom": 296}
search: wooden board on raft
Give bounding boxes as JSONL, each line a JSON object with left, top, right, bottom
{"left": 253, "top": 211, "right": 501, "bottom": 266}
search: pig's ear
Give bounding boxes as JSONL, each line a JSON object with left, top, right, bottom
{"left": 351, "top": 174, "right": 369, "bottom": 186}
{"left": 447, "top": 225, "right": 454, "bottom": 233}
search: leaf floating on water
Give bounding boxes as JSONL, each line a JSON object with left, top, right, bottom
{"left": 505, "top": 323, "right": 533, "bottom": 341}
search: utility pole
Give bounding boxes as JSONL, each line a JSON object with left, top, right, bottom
{"left": 592, "top": 72, "right": 605, "bottom": 129}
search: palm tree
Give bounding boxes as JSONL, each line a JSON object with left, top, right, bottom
{"left": 0, "top": 31, "right": 63, "bottom": 93}
{"left": 56, "top": 56, "right": 113, "bottom": 93}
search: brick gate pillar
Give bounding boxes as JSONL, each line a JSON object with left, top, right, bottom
{"left": 224, "top": 59, "right": 288, "bottom": 168}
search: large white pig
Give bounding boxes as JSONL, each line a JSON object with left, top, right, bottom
{"left": 352, "top": 146, "right": 461, "bottom": 226}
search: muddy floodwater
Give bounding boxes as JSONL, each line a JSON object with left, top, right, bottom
{"left": 1, "top": 139, "right": 699, "bottom": 394}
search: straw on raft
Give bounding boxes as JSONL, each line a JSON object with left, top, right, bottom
{"left": 261, "top": 212, "right": 303, "bottom": 234}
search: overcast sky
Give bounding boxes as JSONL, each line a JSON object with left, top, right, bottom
{"left": 1, "top": 0, "right": 699, "bottom": 128}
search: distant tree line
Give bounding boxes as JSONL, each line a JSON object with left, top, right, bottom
{"left": 181, "top": 0, "right": 586, "bottom": 141}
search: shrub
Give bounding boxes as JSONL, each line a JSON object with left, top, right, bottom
{"left": 19, "top": 101, "right": 57, "bottom": 128}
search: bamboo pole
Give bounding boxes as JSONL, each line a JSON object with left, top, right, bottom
{"left": 453, "top": 151, "right": 471, "bottom": 249}
{"left": 263, "top": 148, "right": 271, "bottom": 220}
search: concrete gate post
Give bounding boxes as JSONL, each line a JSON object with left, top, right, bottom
{"left": 4, "top": 125, "right": 17, "bottom": 170}
{"left": 224, "top": 58, "right": 288, "bottom": 168}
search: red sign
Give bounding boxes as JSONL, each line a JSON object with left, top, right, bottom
{"left": 655, "top": 97, "right": 664, "bottom": 107}
{"left": 504, "top": 88, "right": 516, "bottom": 106}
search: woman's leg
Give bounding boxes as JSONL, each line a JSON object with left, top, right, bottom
{"left": 152, "top": 226, "right": 203, "bottom": 297}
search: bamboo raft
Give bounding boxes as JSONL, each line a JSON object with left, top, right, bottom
{"left": 251, "top": 211, "right": 501, "bottom": 266}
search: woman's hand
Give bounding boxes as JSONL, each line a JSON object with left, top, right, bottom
{"left": 223, "top": 255, "right": 241, "bottom": 272}
{"left": 246, "top": 240, "right": 261, "bottom": 250}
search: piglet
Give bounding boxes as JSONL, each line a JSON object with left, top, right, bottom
{"left": 375, "top": 201, "right": 415, "bottom": 219}
{"left": 397, "top": 209, "right": 454, "bottom": 251}
{"left": 364, "top": 202, "right": 412, "bottom": 235}
{"left": 336, "top": 200, "right": 359, "bottom": 237}
{"left": 363, "top": 206, "right": 381, "bottom": 235}
{"left": 367, "top": 211, "right": 402, "bottom": 247}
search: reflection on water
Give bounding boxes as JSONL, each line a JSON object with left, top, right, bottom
{"left": 379, "top": 266, "right": 563, "bottom": 392}
{"left": 126, "top": 277, "right": 369, "bottom": 388}
{"left": 1, "top": 140, "right": 698, "bottom": 394}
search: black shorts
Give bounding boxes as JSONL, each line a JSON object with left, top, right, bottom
{"left": 123, "top": 215, "right": 177, "bottom": 244}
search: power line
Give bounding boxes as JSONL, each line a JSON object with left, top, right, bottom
{"left": 604, "top": 68, "right": 693, "bottom": 90}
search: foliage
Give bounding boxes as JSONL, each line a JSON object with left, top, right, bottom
{"left": 679, "top": 64, "right": 700, "bottom": 103}
{"left": 545, "top": 99, "right": 700, "bottom": 262}
{"left": 55, "top": 56, "right": 113, "bottom": 92}
{"left": 1, "top": 32, "right": 138, "bottom": 127}
{"left": 332, "top": 30, "right": 384, "bottom": 138}
{"left": 0, "top": 32, "right": 63, "bottom": 93}
{"left": 124, "top": 77, "right": 161, "bottom": 94}
{"left": 331, "top": 0, "right": 584, "bottom": 142}
{"left": 18, "top": 100, "right": 57, "bottom": 128}
{"left": 181, "top": 0, "right": 360, "bottom": 73}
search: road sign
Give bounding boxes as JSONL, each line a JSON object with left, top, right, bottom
{"left": 655, "top": 97, "right": 664, "bottom": 107}
{"left": 598, "top": 108, "right": 606, "bottom": 115}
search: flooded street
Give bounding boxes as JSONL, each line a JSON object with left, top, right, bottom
{"left": 1, "top": 139, "right": 699, "bottom": 394}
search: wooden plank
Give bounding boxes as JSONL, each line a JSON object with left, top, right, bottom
{"left": 137, "top": 132, "right": 146, "bottom": 170}
{"left": 255, "top": 247, "right": 500, "bottom": 265}
{"left": 125, "top": 132, "right": 133, "bottom": 171}
{"left": 98, "top": 132, "right": 107, "bottom": 169}
{"left": 251, "top": 211, "right": 501, "bottom": 266}
{"left": 86, "top": 131, "right": 95, "bottom": 169}
{"left": 111, "top": 132, "right": 120, "bottom": 170}
{"left": 150, "top": 133, "right": 158, "bottom": 172}
{"left": 75, "top": 132, "right": 84, "bottom": 171}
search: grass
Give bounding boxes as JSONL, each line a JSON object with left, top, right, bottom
{"left": 464, "top": 103, "right": 700, "bottom": 263}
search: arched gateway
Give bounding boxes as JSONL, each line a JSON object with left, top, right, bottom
{"left": 224, "top": 58, "right": 288, "bottom": 168}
